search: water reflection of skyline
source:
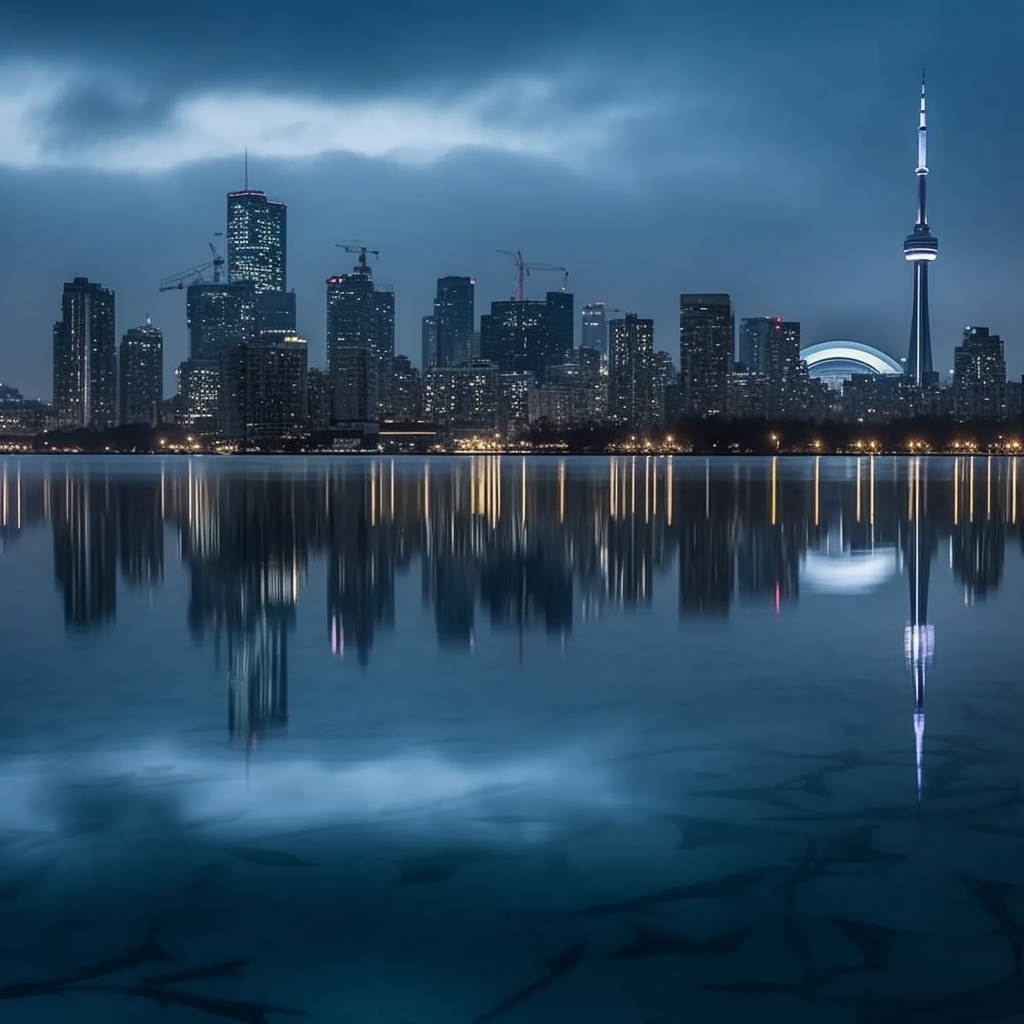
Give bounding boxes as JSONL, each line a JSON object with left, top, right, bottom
{"left": 3, "top": 456, "right": 1021, "bottom": 751}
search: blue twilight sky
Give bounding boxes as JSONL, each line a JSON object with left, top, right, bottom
{"left": 1, "top": 0, "right": 1022, "bottom": 398}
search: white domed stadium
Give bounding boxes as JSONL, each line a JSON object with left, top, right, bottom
{"left": 800, "top": 341, "right": 904, "bottom": 391}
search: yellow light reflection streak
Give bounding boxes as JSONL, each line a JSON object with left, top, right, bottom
{"left": 771, "top": 456, "right": 777, "bottom": 526}
{"left": 666, "top": 456, "right": 673, "bottom": 526}
{"left": 953, "top": 457, "right": 959, "bottom": 526}
{"left": 558, "top": 459, "right": 565, "bottom": 523}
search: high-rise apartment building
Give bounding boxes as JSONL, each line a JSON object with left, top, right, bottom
{"left": 764, "top": 319, "right": 801, "bottom": 419}
{"left": 953, "top": 327, "right": 1006, "bottom": 420}
{"left": 480, "top": 292, "right": 574, "bottom": 381}
{"left": 332, "top": 348, "right": 379, "bottom": 423}
{"left": 326, "top": 251, "right": 395, "bottom": 418}
{"left": 118, "top": 320, "right": 163, "bottom": 425}
{"left": 52, "top": 277, "right": 117, "bottom": 429}
{"left": 226, "top": 189, "right": 287, "bottom": 295}
{"left": 220, "top": 335, "right": 308, "bottom": 441}
{"left": 608, "top": 314, "right": 658, "bottom": 429}
{"left": 581, "top": 303, "right": 609, "bottom": 360}
{"left": 422, "top": 315, "right": 438, "bottom": 370}
{"left": 738, "top": 317, "right": 771, "bottom": 373}
{"left": 679, "top": 294, "right": 733, "bottom": 417}
{"left": 434, "top": 276, "right": 475, "bottom": 368}
{"left": 187, "top": 282, "right": 258, "bottom": 360}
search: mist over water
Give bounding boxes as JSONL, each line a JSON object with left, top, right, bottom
{"left": 0, "top": 455, "right": 1022, "bottom": 1022}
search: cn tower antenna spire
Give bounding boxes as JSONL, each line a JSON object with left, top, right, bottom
{"left": 904, "top": 70, "right": 938, "bottom": 387}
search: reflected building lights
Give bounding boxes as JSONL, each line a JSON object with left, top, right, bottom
{"left": 0, "top": 458, "right": 1016, "bottom": 755}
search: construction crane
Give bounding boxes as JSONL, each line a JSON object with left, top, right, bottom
{"left": 497, "top": 250, "right": 569, "bottom": 301}
{"left": 336, "top": 242, "right": 380, "bottom": 270}
{"left": 159, "top": 238, "right": 225, "bottom": 292}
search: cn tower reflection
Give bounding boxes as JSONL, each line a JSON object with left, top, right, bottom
{"left": 903, "top": 458, "right": 935, "bottom": 807}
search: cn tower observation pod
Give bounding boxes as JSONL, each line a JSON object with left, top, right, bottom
{"left": 800, "top": 340, "right": 904, "bottom": 391}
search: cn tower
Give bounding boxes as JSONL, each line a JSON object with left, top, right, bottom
{"left": 904, "top": 72, "right": 938, "bottom": 385}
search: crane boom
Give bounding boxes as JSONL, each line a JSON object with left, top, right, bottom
{"left": 497, "top": 250, "right": 569, "bottom": 300}
{"left": 336, "top": 243, "right": 380, "bottom": 269}
{"left": 159, "top": 238, "right": 225, "bottom": 291}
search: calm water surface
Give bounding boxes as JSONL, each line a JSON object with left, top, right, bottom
{"left": 1, "top": 455, "right": 1022, "bottom": 1023}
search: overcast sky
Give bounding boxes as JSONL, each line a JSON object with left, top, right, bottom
{"left": 1, "top": 0, "right": 1022, "bottom": 398}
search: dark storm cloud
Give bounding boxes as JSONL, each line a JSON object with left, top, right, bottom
{"left": 1, "top": 0, "right": 1023, "bottom": 397}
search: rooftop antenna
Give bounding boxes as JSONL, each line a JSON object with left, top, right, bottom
{"left": 244, "top": 147, "right": 249, "bottom": 190}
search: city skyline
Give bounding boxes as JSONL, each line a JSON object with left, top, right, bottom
{"left": 2, "top": 4, "right": 1023, "bottom": 400}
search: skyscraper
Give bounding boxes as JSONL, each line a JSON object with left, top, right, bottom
{"left": 118, "top": 319, "right": 163, "bottom": 425}
{"left": 226, "top": 189, "right": 287, "bottom": 295}
{"left": 679, "top": 293, "right": 734, "bottom": 417}
{"left": 219, "top": 334, "right": 308, "bottom": 441}
{"left": 544, "top": 291, "right": 575, "bottom": 368}
{"left": 581, "top": 303, "right": 608, "bottom": 360}
{"left": 763, "top": 319, "right": 801, "bottom": 419}
{"left": 479, "top": 292, "right": 574, "bottom": 380}
{"left": 953, "top": 327, "right": 1006, "bottom": 419}
{"left": 422, "top": 315, "right": 438, "bottom": 370}
{"left": 52, "top": 277, "right": 117, "bottom": 429}
{"left": 738, "top": 317, "right": 771, "bottom": 373}
{"left": 434, "top": 276, "right": 475, "bottom": 367}
{"left": 904, "top": 74, "right": 938, "bottom": 386}
{"left": 187, "top": 282, "right": 258, "bottom": 360}
{"left": 608, "top": 313, "right": 658, "bottom": 429}
{"left": 326, "top": 251, "right": 395, "bottom": 418}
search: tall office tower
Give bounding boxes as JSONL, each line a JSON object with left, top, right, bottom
{"left": 904, "top": 74, "right": 939, "bottom": 386}
{"left": 52, "top": 277, "right": 117, "bottom": 429}
{"left": 422, "top": 315, "right": 438, "bottom": 370}
{"left": 763, "top": 318, "right": 801, "bottom": 418}
{"left": 434, "top": 276, "right": 475, "bottom": 367}
{"left": 388, "top": 355, "right": 423, "bottom": 421}
{"left": 256, "top": 291, "right": 297, "bottom": 339}
{"left": 331, "top": 348, "right": 379, "bottom": 423}
{"left": 219, "top": 335, "right": 308, "bottom": 441}
{"left": 581, "top": 302, "right": 608, "bottom": 359}
{"left": 118, "top": 320, "right": 163, "bottom": 425}
{"left": 226, "top": 189, "right": 287, "bottom": 295}
{"left": 652, "top": 349, "right": 676, "bottom": 423}
{"left": 544, "top": 291, "right": 574, "bottom": 366}
{"left": 177, "top": 359, "right": 221, "bottom": 430}
{"left": 738, "top": 316, "right": 771, "bottom": 373}
{"left": 306, "top": 368, "right": 333, "bottom": 429}
{"left": 679, "top": 293, "right": 734, "bottom": 417}
{"left": 480, "top": 292, "right": 574, "bottom": 380}
{"left": 326, "top": 250, "right": 395, "bottom": 418}
{"left": 953, "top": 327, "right": 1007, "bottom": 419}
{"left": 608, "top": 314, "right": 658, "bottom": 429}
{"left": 187, "top": 282, "right": 258, "bottom": 360}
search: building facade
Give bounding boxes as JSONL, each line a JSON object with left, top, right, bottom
{"left": 679, "top": 293, "right": 733, "bottom": 417}
{"left": 326, "top": 253, "right": 395, "bottom": 418}
{"left": 52, "top": 277, "right": 117, "bottom": 430}
{"left": 187, "top": 282, "right": 258, "bottom": 360}
{"left": 226, "top": 189, "right": 287, "bottom": 295}
{"left": 480, "top": 292, "right": 574, "bottom": 380}
{"left": 581, "top": 302, "right": 609, "bottom": 361}
{"left": 119, "top": 320, "right": 163, "bottom": 426}
{"left": 220, "top": 335, "right": 308, "bottom": 441}
{"left": 608, "top": 314, "right": 658, "bottom": 429}
{"left": 953, "top": 327, "right": 1006, "bottom": 420}
{"left": 434, "top": 276, "right": 475, "bottom": 368}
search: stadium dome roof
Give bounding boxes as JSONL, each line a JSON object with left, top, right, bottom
{"left": 801, "top": 341, "right": 904, "bottom": 390}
